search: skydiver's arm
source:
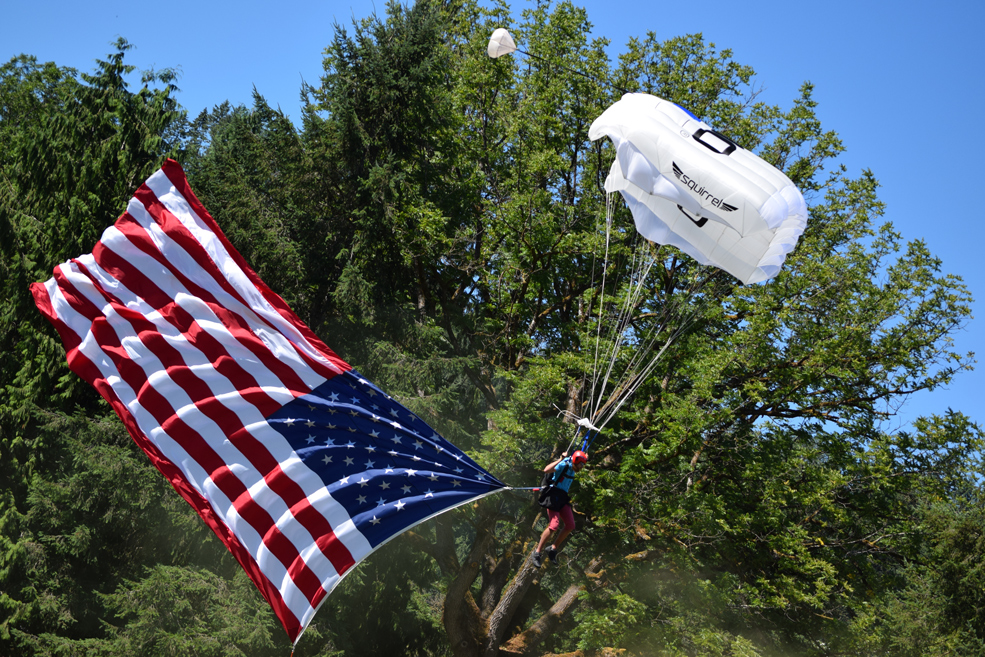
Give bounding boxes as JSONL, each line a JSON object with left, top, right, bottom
{"left": 543, "top": 452, "right": 569, "bottom": 473}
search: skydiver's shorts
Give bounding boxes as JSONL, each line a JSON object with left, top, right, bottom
{"left": 547, "top": 504, "right": 575, "bottom": 532}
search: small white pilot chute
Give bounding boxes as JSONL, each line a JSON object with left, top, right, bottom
{"left": 589, "top": 93, "right": 808, "bottom": 285}
{"left": 487, "top": 28, "right": 518, "bottom": 59}
{"left": 486, "top": 28, "right": 632, "bottom": 96}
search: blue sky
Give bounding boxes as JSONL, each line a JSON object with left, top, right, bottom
{"left": 4, "top": 0, "right": 983, "bottom": 432}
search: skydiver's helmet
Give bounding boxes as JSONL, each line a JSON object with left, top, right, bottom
{"left": 571, "top": 451, "right": 589, "bottom": 467}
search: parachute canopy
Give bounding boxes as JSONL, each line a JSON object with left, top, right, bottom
{"left": 487, "top": 28, "right": 517, "bottom": 59}
{"left": 589, "top": 93, "right": 808, "bottom": 284}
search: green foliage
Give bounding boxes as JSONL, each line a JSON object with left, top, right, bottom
{"left": 572, "top": 591, "right": 648, "bottom": 651}
{"left": 182, "top": 96, "right": 323, "bottom": 321}
{"left": 27, "top": 566, "right": 280, "bottom": 657}
{"left": 1, "top": 38, "right": 186, "bottom": 454}
{"left": 0, "top": 41, "right": 193, "bottom": 654}
{"left": 315, "top": 539, "right": 448, "bottom": 657}
{"left": 844, "top": 480, "right": 985, "bottom": 657}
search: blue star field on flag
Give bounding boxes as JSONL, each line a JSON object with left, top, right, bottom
{"left": 269, "top": 369, "right": 505, "bottom": 549}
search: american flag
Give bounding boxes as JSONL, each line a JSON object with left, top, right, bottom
{"left": 30, "top": 159, "right": 506, "bottom": 644}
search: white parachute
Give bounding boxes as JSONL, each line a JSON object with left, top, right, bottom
{"left": 589, "top": 93, "right": 807, "bottom": 285}
{"left": 576, "top": 94, "right": 808, "bottom": 437}
{"left": 483, "top": 32, "right": 809, "bottom": 440}
{"left": 482, "top": 36, "right": 806, "bottom": 283}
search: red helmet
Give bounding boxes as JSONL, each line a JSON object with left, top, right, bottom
{"left": 571, "top": 450, "right": 589, "bottom": 466}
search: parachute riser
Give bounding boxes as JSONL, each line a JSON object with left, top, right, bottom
{"left": 582, "top": 429, "right": 600, "bottom": 453}
{"left": 553, "top": 412, "right": 602, "bottom": 456}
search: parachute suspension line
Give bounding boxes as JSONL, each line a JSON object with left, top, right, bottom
{"left": 587, "top": 195, "right": 631, "bottom": 427}
{"left": 585, "top": 203, "right": 734, "bottom": 435}
{"left": 587, "top": 193, "right": 616, "bottom": 423}
{"left": 591, "top": 247, "right": 656, "bottom": 425}
{"left": 591, "top": 317, "right": 687, "bottom": 430}
{"left": 580, "top": 196, "right": 607, "bottom": 427}
{"left": 597, "top": 269, "right": 735, "bottom": 430}
{"left": 596, "top": 268, "right": 732, "bottom": 429}
{"left": 589, "top": 195, "right": 635, "bottom": 421}
{"left": 566, "top": 425, "right": 583, "bottom": 455}
{"left": 592, "top": 266, "right": 703, "bottom": 429}
{"left": 587, "top": 193, "right": 674, "bottom": 432}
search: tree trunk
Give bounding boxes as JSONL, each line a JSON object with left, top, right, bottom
{"left": 499, "top": 557, "right": 604, "bottom": 657}
{"left": 499, "top": 583, "right": 583, "bottom": 657}
{"left": 444, "top": 518, "right": 498, "bottom": 657}
{"left": 440, "top": 503, "right": 602, "bottom": 657}
{"left": 483, "top": 549, "right": 542, "bottom": 657}
{"left": 480, "top": 539, "right": 525, "bottom": 616}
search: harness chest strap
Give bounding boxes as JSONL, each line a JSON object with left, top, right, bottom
{"left": 552, "top": 462, "right": 574, "bottom": 485}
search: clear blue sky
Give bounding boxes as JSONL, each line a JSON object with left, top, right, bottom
{"left": 4, "top": 0, "right": 983, "bottom": 432}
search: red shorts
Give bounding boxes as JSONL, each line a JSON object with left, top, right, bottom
{"left": 547, "top": 504, "right": 575, "bottom": 532}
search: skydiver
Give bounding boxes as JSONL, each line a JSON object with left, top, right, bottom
{"left": 532, "top": 450, "right": 588, "bottom": 567}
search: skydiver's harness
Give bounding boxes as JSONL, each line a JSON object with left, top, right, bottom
{"left": 537, "top": 461, "right": 574, "bottom": 512}
{"left": 528, "top": 417, "right": 598, "bottom": 510}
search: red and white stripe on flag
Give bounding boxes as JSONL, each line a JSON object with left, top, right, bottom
{"left": 29, "top": 160, "right": 371, "bottom": 643}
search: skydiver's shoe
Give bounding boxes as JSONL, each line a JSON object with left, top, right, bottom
{"left": 548, "top": 547, "right": 559, "bottom": 564}
{"left": 532, "top": 551, "right": 543, "bottom": 568}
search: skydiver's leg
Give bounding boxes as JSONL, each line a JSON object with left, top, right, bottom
{"left": 536, "top": 528, "right": 553, "bottom": 553}
{"left": 534, "top": 510, "right": 562, "bottom": 561}
{"left": 548, "top": 505, "right": 576, "bottom": 554}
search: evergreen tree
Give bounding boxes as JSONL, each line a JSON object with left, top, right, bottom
{"left": 0, "top": 41, "right": 267, "bottom": 655}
